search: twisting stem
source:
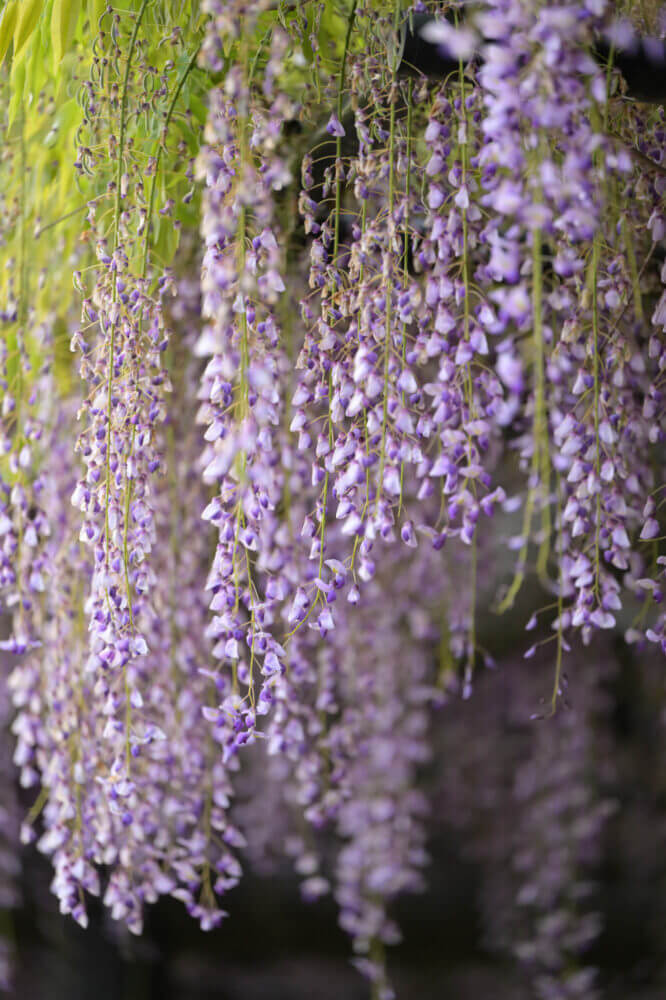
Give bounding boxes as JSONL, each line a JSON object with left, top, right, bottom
{"left": 498, "top": 226, "right": 545, "bottom": 611}
{"left": 104, "top": 0, "right": 149, "bottom": 568}
{"left": 101, "top": 0, "right": 149, "bottom": 775}
{"left": 463, "top": 537, "right": 477, "bottom": 697}
{"left": 377, "top": 2, "right": 401, "bottom": 505}
{"left": 455, "top": 29, "right": 478, "bottom": 682}
{"left": 549, "top": 476, "right": 565, "bottom": 717}
{"left": 116, "top": 44, "right": 202, "bottom": 654}
{"left": 114, "top": 0, "right": 149, "bottom": 258}
{"left": 237, "top": 30, "right": 251, "bottom": 420}
{"left": 319, "top": 0, "right": 357, "bottom": 577}
{"left": 13, "top": 117, "right": 27, "bottom": 631}
{"left": 591, "top": 231, "right": 602, "bottom": 602}
{"left": 534, "top": 227, "right": 551, "bottom": 582}
{"left": 377, "top": 79, "right": 397, "bottom": 503}
{"left": 398, "top": 76, "right": 413, "bottom": 516}
{"left": 34, "top": 201, "right": 91, "bottom": 238}
{"left": 14, "top": 115, "right": 27, "bottom": 440}
{"left": 332, "top": 0, "right": 358, "bottom": 263}
{"left": 141, "top": 42, "right": 202, "bottom": 279}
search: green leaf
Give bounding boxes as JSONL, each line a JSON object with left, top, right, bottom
{"left": 0, "top": 1, "right": 18, "bottom": 65}
{"left": 52, "top": 0, "right": 79, "bottom": 71}
{"left": 8, "top": 58, "right": 24, "bottom": 125}
{"left": 14, "top": 0, "right": 42, "bottom": 58}
{"left": 87, "top": 0, "right": 104, "bottom": 32}
{"left": 154, "top": 213, "right": 179, "bottom": 268}
{"left": 26, "top": 31, "right": 46, "bottom": 94}
{"left": 188, "top": 93, "right": 207, "bottom": 126}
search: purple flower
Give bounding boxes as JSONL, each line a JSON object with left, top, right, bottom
{"left": 326, "top": 114, "right": 346, "bottom": 138}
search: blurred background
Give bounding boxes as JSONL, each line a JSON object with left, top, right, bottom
{"left": 4, "top": 614, "right": 666, "bottom": 1000}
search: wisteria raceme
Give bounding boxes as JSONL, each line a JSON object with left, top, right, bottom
{"left": 197, "top": 4, "right": 300, "bottom": 758}
{"left": 435, "top": 643, "right": 617, "bottom": 999}
{"left": 510, "top": 674, "right": 616, "bottom": 1000}
{"left": 330, "top": 556, "right": 435, "bottom": 998}
{"left": 70, "top": 221, "right": 174, "bottom": 808}
{"left": 0, "top": 655, "right": 20, "bottom": 992}
{"left": 0, "top": 0, "right": 665, "bottom": 995}
{"left": 241, "top": 533, "right": 443, "bottom": 996}
{"left": 467, "top": 0, "right": 666, "bottom": 665}
{"left": 0, "top": 317, "right": 54, "bottom": 659}
{"left": 9, "top": 289, "right": 243, "bottom": 934}
{"left": 125, "top": 361, "right": 243, "bottom": 931}
{"left": 476, "top": 0, "right": 612, "bottom": 623}
{"left": 70, "top": 9, "right": 178, "bottom": 810}
{"left": 639, "top": 120, "right": 666, "bottom": 654}
{"left": 419, "top": 69, "right": 507, "bottom": 554}
{"left": 295, "top": 23, "right": 427, "bottom": 614}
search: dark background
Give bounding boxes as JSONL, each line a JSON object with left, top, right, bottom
{"left": 8, "top": 632, "right": 666, "bottom": 1000}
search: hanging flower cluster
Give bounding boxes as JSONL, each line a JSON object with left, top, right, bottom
{"left": 435, "top": 642, "right": 618, "bottom": 999}
{"left": 197, "top": 0, "right": 297, "bottom": 761}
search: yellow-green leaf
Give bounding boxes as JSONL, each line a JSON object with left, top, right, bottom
{"left": 52, "top": 0, "right": 79, "bottom": 71}
{"left": 7, "top": 58, "right": 24, "bottom": 125}
{"left": 14, "top": 0, "right": 42, "bottom": 58}
{"left": 27, "top": 31, "right": 47, "bottom": 96}
{"left": 154, "top": 214, "right": 179, "bottom": 267}
{"left": 0, "top": 1, "right": 18, "bottom": 65}
{"left": 87, "top": 0, "right": 104, "bottom": 31}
